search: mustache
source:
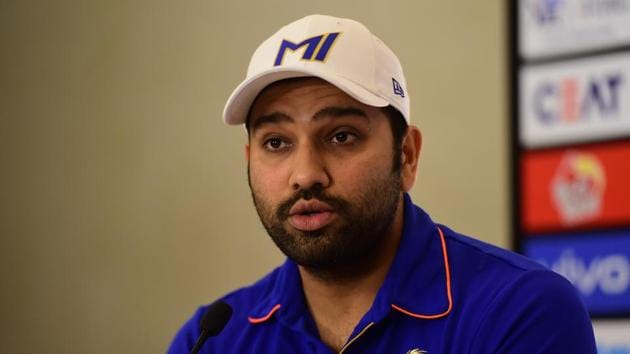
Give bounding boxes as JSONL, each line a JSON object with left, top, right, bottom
{"left": 276, "top": 186, "right": 350, "bottom": 220}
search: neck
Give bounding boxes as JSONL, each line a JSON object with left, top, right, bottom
{"left": 298, "top": 197, "right": 405, "bottom": 351}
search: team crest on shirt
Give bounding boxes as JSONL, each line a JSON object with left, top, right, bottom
{"left": 406, "top": 349, "right": 427, "bottom": 354}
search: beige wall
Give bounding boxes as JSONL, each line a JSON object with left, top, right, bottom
{"left": 0, "top": 1, "right": 507, "bottom": 353}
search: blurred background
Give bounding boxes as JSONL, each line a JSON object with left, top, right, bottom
{"left": 1, "top": 1, "right": 627, "bottom": 353}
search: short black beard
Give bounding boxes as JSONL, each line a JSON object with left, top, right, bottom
{"left": 248, "top": 167, "right": 402, "bottom": 282}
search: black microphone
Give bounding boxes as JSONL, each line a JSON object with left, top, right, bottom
{"left": 189, "top": 300, "right": 233, "bottom": 354}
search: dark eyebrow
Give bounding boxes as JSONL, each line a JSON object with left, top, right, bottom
{"left": 250, "top": 112, "right": 293, "bottom": 132}
{"left": 250, "top": 106, "right": 369, "bottom": 133}
{"left": 313, "top": 107, "right": 368, "bottom": 121}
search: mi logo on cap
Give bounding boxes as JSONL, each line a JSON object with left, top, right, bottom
{"left": 393, "top": 78, "right": 405, "bottom": 98}
{"left": 274, "top": 32, "right": 341, "bottom": 66}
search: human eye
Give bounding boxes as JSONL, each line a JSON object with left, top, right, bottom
{"left": 330, "top": 130, "right": 358, "bottom": 145}
{"left": 262, "top": 136, "right": 291, "bottom": 152}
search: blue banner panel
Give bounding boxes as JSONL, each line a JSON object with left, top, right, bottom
{"left": 522, "top": 230, "right": 630, "bottom": 315}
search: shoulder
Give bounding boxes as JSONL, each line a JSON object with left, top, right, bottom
{"left": 440, "top": 224, "right": 547, "bottom": 274}
{"left": 439, "top": 224, "right": 555, "bottom": 296}
{"left": 438, "top": 226, "right": 596, "bottom": 352}
{"left": 439, "top": 224, "right": 585, "bottom": 312}
{"left": 221, "top": 265, "right": 284, "bottom": 313}
{"left": 469, "top": 268, "right": 596, "bottom": 352}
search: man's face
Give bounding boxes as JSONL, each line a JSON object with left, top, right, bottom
{"left": 246, "top": 78, "right": 403, "bottom": 275}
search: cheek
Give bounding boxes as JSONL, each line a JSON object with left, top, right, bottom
{"left": 331, "top": 153, "right": 392, "bottom": 190}
{"left": 249, "top": 159, "right": 289, "bottom": 195}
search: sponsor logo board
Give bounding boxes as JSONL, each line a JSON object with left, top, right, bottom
{"left": 521, "top": 141, "right": 630, "bottom": 233}
{"left": 522, "top": 230, "right": 630, "bottom": 315}
{"left": 519, "top": 0, "right": 630, "bottom": 59}
{"left": 520, "top": 52, "right": 630, "bottom": 148}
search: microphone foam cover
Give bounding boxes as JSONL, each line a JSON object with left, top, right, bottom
{"left": 200, "top": 300, "right": 233, "bottom": 337}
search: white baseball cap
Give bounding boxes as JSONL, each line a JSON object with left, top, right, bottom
{"left": 222, "top": 14, "right": 410, "bottom": 125}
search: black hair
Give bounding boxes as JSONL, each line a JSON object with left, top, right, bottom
{"left": 381, "top": 105, "right": 408, "bottom": 173}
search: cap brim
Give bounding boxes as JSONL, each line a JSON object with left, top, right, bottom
{"left": 222, "top": 66, "right": 390, "bottom": 125}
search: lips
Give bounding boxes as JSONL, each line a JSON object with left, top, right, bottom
{"left": 288, "top": 200, "right": 336, "bottom": 231}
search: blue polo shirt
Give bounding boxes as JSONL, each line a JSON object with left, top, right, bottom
{"left": 168, "top": 194, "right": 596, "bottom": 353}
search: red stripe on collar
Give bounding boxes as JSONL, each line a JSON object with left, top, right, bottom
{"left": 248, "top": 304, "right": 282, "bottom": 324}
{"left": 391, "top": 227, "right": 453, "bottom": 319}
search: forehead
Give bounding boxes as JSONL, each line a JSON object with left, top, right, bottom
{"left": 247, "top": 77, "right": 383, "bottom": 126}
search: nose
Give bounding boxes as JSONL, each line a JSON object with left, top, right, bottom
{"left": 289, "top": 143, "right": 331, "bottom": 191}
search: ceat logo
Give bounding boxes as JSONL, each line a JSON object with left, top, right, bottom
{"left": 551, "top": 151, "right": 606, "bottom": 225}
{"left": 533, "top": 73, "right": 624, "bottom": 125}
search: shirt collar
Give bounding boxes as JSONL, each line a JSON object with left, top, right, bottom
{"left": 374, "top": 193, "right": 453, "bottom": 321}
{"left": 247, "top": 258, "right": 308, "bottom": 327}
{"left": 248, "top": 193, "right": 453, "bottom": 325}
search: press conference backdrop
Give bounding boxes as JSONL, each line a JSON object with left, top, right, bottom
{"left": 512, "top": 1, "right": 630, "bottom": 352}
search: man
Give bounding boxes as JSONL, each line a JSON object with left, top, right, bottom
{"left": 169, "top": 15, "right": 596, "bottom": 353}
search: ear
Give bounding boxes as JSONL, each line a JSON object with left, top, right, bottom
{"left": 400, "top": 126, "right": 422, "bottom": 192}
{"left": 245, "top": 144, "right": 251, "bottom": 162}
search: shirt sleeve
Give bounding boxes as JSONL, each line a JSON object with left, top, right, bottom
{"left": 470, "top": 269, "right": 597, "bottom": 354}
{"left": 166, "top": 306, "right": 205, "bottom": 354}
